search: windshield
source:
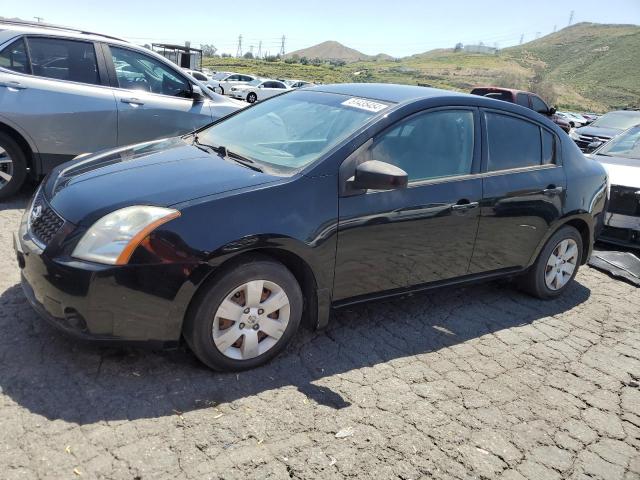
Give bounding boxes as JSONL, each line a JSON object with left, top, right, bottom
{"left": 591, "top": 112, "right": 640, "bottom": 130}
{"left": 598, "top": 125, "right": 640, "bottom": 160}
{"left": 196, "top": 90, "right": 390, "bottom": 174}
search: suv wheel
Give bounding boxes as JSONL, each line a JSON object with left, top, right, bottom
{"left": 184, "top": 256, "right": 303, "bottom": 371}
{"left": 520, "top": 225, "right": 583, "bottom": 299}
{"left": 0, "top": 132, "right": 28, "bottom": 200}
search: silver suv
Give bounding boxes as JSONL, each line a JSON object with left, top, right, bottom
{"left": 0, "top": 20, "right": 244, "bottom": 198}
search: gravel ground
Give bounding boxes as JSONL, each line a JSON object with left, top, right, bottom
{"left": 1, "top": 187, "right": 639, "bottom": 480}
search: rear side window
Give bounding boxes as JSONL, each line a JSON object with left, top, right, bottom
{"left": 27, "top": 37, "right": 99, "bottom": 85}
{"left": 531, "top": 95, "right": 549, "bottom": 114}
{"left": 542, "top": 129, "right": 556, "bottom": 164}
{"left": 485, "top": 112, "right": 541, "bottom": 171}
{"left": 0, "top": 38, "right": 29, "bottom": 74}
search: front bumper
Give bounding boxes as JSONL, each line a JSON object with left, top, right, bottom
{"left": 14, "top": 221, "right": 190, "bottom": 346}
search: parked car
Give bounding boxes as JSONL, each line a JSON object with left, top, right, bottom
{"left": 229, "top": 79, "right": 290, "bottom": 103}
{"left": 15, "top": 83, "right": 608, "bottom": 371}
{"left": 470, "top": 87, "right": 570, "bottom": 133}
{"left": 570, "top": 110, "right": 640, "bottom": 153}
{"left": 557, "top": 111, "right": 588, "bottom": 128}
{"left": 284, "top": 79, "right": 314, "bottom": 89}
{"left": 587, "top": 124, "right": 640, "bottom": 248}
{"left": 182, "top": 68, "right": 221, "bottom": 93}
{"left": 0, "top": 20, "right": 243, "bottom": 199}
{"left": 581, "top": 112, "right": 600, "bottom": 124}
{"left": 213, "top": 72, "right": 257, "bottom": 95}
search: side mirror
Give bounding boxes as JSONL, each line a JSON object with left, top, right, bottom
{"left": 350, "top": 160, "right": 408, "bottom": 190}
{"left": 549, "top": 106, "right": 557, "bottom": 115}
{"left": 258, "top": 85, "right": 264, "bottom": 89}
{"left": 191, "top": 84, "right": 206, "bottom": 103}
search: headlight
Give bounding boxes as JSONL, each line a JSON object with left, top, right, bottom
{"left": 72, "top": 206, "right": 180, "bottom": 265}
{"left": 569, "top": 129, "right": 580, "bottom": 140}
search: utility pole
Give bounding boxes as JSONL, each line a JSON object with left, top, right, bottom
{"left": 553, "top": 24, "right": 557, "bottom": 33}
{"left": 257, "top": 41, "right": 262, "bottom": 59}
{"left": 279, "top": 35, "right": 286, "bottom": 57}
{"left": 249, "top": 45, "right": 254, "bottom": 56}
{"left": 33, "top": 16, "right": 44, "bottom": 23}
{"left": 568, "top": 10, "right": 575, "bottom": 26}
{"left": 519, "top": 33, "right": 524, "bottom": 45}
{"left": 235, "top": 35, "right": 243, "bottom": 58}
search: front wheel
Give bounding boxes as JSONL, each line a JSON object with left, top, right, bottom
{"left": 247, "top": 92, "right": 257, "bottom": 103}
{"left": 519, "top": 225, "right": 583, "bottom": 299}
{"left": 0, "top": 132, "right": 28, "bottom": 200}
{"left": 183, "top": 256, "right": 303, "bottom": 371}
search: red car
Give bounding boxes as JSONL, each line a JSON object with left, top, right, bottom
{"left": 471, "top": 87, "right": 571, "bottom": 133}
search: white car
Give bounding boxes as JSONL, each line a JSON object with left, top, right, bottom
{"left": 558, "top": 111, "right": 588, "bottom": 128}
{"left": 229, "top": 79, "right": 290, "bottom": 103}
{"left": 182, "top": 69, "right": 221, "bottom": 93}
{"left": 284, "top": 79, "right": 314, "bottom": 89}
{"left": 214, "top": 73, "right": 257, "bottom": 95}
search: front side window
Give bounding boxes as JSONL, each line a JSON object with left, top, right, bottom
{"left": 516, "top": 93, "right": 530, "bottom": 108}
{"left": 531, "top": 95, "right": 549, "bottom": 114}
{"left": 0, "top": 38, "right": 29, "bottom": 74}
{"left": 27, "top": 37, "right": 99, "bottom": 84}
{"left": 371, "top": 110, "right": 475, "bottom": 182}
{"left": 196, "top": 90, "right": 385, "bottom": 174}
{"left": 486, "top": 112, "right": 542, "bottom": 171}
{"left": 110, "top": 46, "right": 190, "bottom": 97}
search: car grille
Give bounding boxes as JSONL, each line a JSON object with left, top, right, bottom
{"left": 29, "top": 189, "right": 65, "bottom": 246}
{"left": 574, "top": 134, "right": 611, "bottom": 150}
{"left": 609, "top": 185, "right": 640, "bottom": 217}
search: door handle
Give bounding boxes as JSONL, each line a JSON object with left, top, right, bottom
{"left": 451, "top": 200, "right": 479, "bottom": 211}
{"left": 0, "top": 81, "right": 27, "bottom": 90}
{"left": 121, "top": 97, "right": 144, "bottom": 106}
{"left": 542, "top": 185, "right": 564, "bottom": 196}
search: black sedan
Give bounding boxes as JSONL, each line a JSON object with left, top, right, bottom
{"left": 15, "top": 83, "right": 608, "bottom": 371}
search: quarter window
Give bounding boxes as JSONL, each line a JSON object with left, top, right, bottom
{"left": 0, "top": 38, "right": 29, "bottom": 74}
{"left": 27, "top": 37, "right": 99, "bottom": 84}
{"left": 371, "top": 110, "right": 475, "bottom": 182}
{"left": 110, "top": 47, "right": 190, "bottom": 97}
{"left": 516, "top": 93, "right": 530, "bottom": 108}
{"left": 485, "top": 112, "right": 542, "bottom": 171}
{"left": 531, "top": 95, "right": 549, "bottom": 114}
{"left": 542, "top": 129, "right": 556, "bottom": 165}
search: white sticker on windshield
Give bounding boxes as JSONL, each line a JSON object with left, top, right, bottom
{"left": 341, "top": 97, "right": 388, "bottom": 113}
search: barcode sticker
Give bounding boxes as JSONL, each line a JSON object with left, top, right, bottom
{"left": 341, "top": 97, "right": 388, "bottom": 113}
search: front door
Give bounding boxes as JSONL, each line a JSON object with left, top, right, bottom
{"left": 106, "top": 45, "right": 213, "bottom": 146}
{"left": 469, "top": 109, "right": 566, "bottom": 273}
{"left": 334, "top": 108, "right": 482, "bottom": 301}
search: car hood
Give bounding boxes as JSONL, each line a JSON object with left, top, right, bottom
{"left": 592, "top": 154, "right": 640, "bottom": 189}
{"left": 575, "top": 125, "right": 622, "bottom": 139}
{"left": 45, "top": 137, "right": 280, "bottom": 226}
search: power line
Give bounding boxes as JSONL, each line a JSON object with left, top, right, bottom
{"left": 235, "top": 34, "right": 243, "bottom": 58}
{"left": 33, "top": 16, "right": 44, "bottom": 22}
{"left": 519, "top": 33, "right": 524, "bottom": 44}
{"left": 257, "top": 40, "right": 262, "bottom": 59}
{"left": 279, "top": 35, "right": 286, "bottom": 57}
{"left": 568, "top": 10, "right": 575, "bottom": 26}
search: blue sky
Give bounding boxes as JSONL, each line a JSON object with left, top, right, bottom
{"left": 7, "top": 0, "right": 640, "bottom": 57}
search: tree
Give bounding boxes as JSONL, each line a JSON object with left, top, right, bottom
{"left": 243, "top": 52, "right": 254, "bottom": 59}
{"left": 299, "top": 56, "right": 309, "bottom": 65}
{"left": 454, "top": 42, "right": 463, "bottom": 52}
{"left": 201, "top": 44, "right": 217, "bottom": 57}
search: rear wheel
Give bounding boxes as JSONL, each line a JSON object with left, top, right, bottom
{"left": 0, "top": 132, "right": 28, "bottom": 200}
{"left": 519, "top": 225, "right": 583, "bottom": 299}
{"left": 184, "top": 257, "right": 303, "bottom": 371}
{"left": 247, "top": 92, "right": 257, "bottom": 103}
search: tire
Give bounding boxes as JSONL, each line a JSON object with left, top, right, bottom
{"left": 519, "top": 225, "right": 583, "bottom": 299}
{"left": 0, "top": 132, "right": 28, "bottom": 200}
{"left": 247, "top": 92, "right": 257, "bottom": 104}
{"left": 183, "top": 256, "right": 303, "bottom": 371}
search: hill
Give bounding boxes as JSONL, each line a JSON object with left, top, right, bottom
{"left": 286, "top": 41, "right": 372, "bottom": 63}
{"left": 205, "top": 23, "right": 640, "bottom": 111}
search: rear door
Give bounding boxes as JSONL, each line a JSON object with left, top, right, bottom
{"left": 104, "top": 45, "right": 213, "bottom": 146}
{"left": 259, "top": 81, "right": 288, "bottom": 100}
{"left": 469, "top": 109, "right": 566, "bottom": 273}
{"left": 0, "top": 35, "right": 117, "bottom": 169}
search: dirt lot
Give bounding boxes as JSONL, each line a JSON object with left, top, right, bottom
{"left": 1, "top": 189, "right": 639, "bottom": 480}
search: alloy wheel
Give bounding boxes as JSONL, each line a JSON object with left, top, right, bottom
{"left": 212, "top": 280, "right": 290, "bottom": 360}
{"left": 0, "top": 146, "right": 14, "bottom": 189}
{"left": 544, "top": 238, "right": 579, "bottom": 290}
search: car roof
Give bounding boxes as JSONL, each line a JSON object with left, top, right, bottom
{"left": 605, "top": 110, "right": 640, "bottom": 116}
{"left": 308, "top": 83, "right": 471, "bottom": 104}
{"left": 0, "top": 19, "right": 129, "bottom": 45}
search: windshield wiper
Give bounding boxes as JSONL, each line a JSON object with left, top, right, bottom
{"left": 193, "top": 135, "right": 263, "bottom": 172}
